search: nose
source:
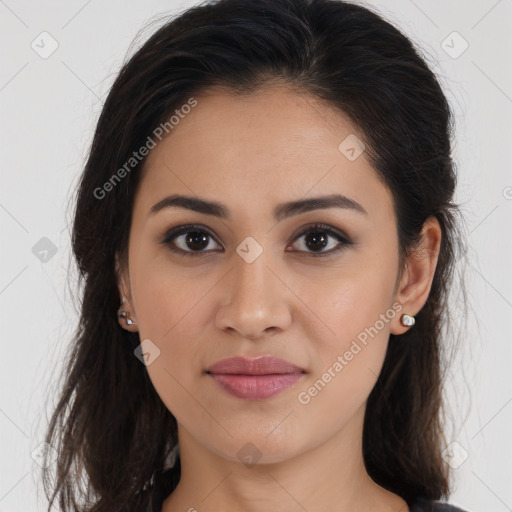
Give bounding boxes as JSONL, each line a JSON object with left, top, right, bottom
{"left": 215, "top": 249, "right": 292, "bottom": 341}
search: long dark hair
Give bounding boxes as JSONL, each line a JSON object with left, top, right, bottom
{"left": 41, "top": 0, "right": 468, "bottom": 510}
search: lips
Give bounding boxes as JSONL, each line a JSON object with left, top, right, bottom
{"left": 206, "top": 356, "right": 306, "bottom": 400}
{"left": 206, "top": 356, "right": 305, "bottom": 375}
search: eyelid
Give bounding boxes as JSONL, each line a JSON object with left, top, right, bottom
{"left": 290, "top": 223, "right": 352, "bottom": 245}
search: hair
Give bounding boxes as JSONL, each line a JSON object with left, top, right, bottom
{"left": 41, "top": 0, "right": 468, "bottom": 510}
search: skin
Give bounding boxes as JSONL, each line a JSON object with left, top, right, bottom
{"left": 116, "top": 84, "right": 441, "bottom": 512}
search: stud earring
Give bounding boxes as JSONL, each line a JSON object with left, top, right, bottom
{"left": 400, "top": 313, "right": 415, "bottom": 327}
{"left": 118, "top": 310, "right": 135, "bottom": 325}
{"left": 118, "top": 298, "right": 136, "bottom": 326}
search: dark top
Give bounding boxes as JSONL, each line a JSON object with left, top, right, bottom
{"left": 139, "top": 457, "right": 468, "bottom": 512}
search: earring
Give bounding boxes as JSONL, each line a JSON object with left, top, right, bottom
{"left": 400, "top": 313, "right": 415, "bottom": 327}
{"left": 117, "top": 308, "right": 135, "bottom": 325}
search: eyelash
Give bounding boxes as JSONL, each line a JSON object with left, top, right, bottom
{"left": 160, "top": 223, "right": 354, "bottom": 258}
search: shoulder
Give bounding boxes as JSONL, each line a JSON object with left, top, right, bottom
{"left": 410, "top": 496, "right": 469, "bottom": 512}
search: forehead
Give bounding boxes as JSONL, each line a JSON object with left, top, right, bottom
{"left": 136, "top": 85, "right": 395, "bottom": 225}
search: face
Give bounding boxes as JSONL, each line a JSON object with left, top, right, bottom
{"left": 117, "top": 85, "right": 422, "bottom": 464}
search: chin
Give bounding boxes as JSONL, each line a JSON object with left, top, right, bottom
{"left": 209, "top": 433, "right": 307, "bottom": 468}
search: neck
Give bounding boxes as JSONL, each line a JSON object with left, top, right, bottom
{"left": 162, "top": 406, "right": 408, "bottom": 512}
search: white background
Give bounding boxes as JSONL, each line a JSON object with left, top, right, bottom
{"left": 1, "top": 1, "right": 511, "bottom": 511}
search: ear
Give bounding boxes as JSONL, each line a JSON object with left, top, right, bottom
{"left": 115, "top": 252, "right": 139, "bottom": 332}
{"left": 390, "top": 216, "right": 442, "bottom": 335}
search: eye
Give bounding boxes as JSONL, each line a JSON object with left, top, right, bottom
{"left": 160, "top": 224, "right": 222, "bottom": 257}
{"left": 160, "top": 223, "right": 353, "bottom": 257}
{"left": 287, "top": 223, "right": 353, "bottom": 257}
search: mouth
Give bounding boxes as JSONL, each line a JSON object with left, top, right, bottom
{"left": 205, "top": 356, "right": 306, "bottom": 400}
{"left": 206, "top": 355, "right": 306, "bottom": 375}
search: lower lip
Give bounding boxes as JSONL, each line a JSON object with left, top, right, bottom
{"left": 208, "top": 373, "right": 304, "bottom": 400}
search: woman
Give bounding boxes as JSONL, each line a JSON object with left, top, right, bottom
{"left": 41, "top": 0, "right": 470, "bottom": 511}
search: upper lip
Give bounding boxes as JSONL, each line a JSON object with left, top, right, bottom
{"left": 206, "top": 356, "right": 305, "bottom": 375}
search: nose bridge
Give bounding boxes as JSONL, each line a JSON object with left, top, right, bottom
{"left": 235, "top": 244, "right": 272, "bottom": 299}
{"left": 231, "top": 242, "right": 277, "bottom": 313}
{"left": 215, "top": 240, "right": 291, "bottom": 339}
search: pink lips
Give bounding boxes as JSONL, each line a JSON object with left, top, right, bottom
{"left": 206, "top": 356, "right": 305, "bottom": 400}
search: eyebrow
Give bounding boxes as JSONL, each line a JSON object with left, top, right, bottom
{"left": 148, "top": 193, "right": 367, "bottom": 221}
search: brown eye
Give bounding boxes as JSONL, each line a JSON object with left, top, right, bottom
{"left": 288, "top": 223, "right": 353, "bottom": 257}
{"left": 182, "top": 231, "right": 210, "bottom": 251}
{"left": 161, "top": 225, "right": 222, "bottom": 257}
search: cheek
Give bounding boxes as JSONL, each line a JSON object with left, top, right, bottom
{"left": 324, "top": 282, "right": 393, "bottom": 352}
{"left": 293, "top": 295, "right": 393, "bottom": 440}
{"left": 134, "top": 284, "right": 210, "bottom": 424}
{"left": 296, "top": 258, "right": 397, "bottom": 405}
{"left": 129, "top": 255, "right": 214, "bottom": 405}
{"left": 131, "top": 246, "right": 212, "bottom": 341}
{"left": 304, "top": 259, "right": 396, "bottom": 350}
